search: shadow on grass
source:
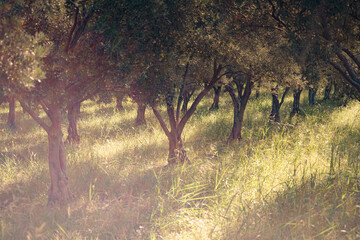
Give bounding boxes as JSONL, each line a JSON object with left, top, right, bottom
{"left": 223, "top": 174, "right": 360, "bottom": 240}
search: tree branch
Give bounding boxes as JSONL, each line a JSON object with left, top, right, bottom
{"left": 177, "top": 64, "right": 223, "bottom": 136}
{"left": 38, "top": 99, "right": 52, "bottom": 120}
{"left": 65, "top": 6, "right": 79, "bottom": 53}
{"left": 151, "top": 105, "right": 171, "bottom": 138}
{"left": 166, "top": 94, "right": 177, "bottom": 132}
{"left": 279, "top": 87, "right": 290, "bottom": 107}
{"left": 176, "top": 60, "right": 191, "bottom": 123}
{"left": 19, "top": 100, "right": 50, "bottom": 133}
{"left": 342, "top": 48, "right": 360, "bottom": 70}
{"left": 328, "top": 59, "right": 360, "bottom": 92}
{"left": 225, "top": 83, "right": 240, "bottom": 109}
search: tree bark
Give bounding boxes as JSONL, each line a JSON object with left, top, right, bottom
{"left": 270, "top": 86, "right": 281, "bottom": 123}
{"left": 270, "top": 86, "right": 290, "bottom": 123}
{"left": 209, "top": 86, "right": 221, "bottom": 110}
{"left": 290, "top": 88, "right": 302, "bottom": 118}
{"left": 116, "top": 95, "right": 125, "bottom": 112}
{"left": 226, "top": 78, "right": 253, "bottom": 141}
{"left": 66, "top": 102, "right": 81, "bottom": 144}
{"left": 135, "top": 102, "right": 146, "bottom": 126}
{"left": 181, "top": 91, "right": 193, "bottom": 114}
{"left": 7, "top": 97, "right": 16, "bottom": 130}
{"left": 308, "top": 87, "right": 317, "bottom": 106}
{"left": 47, "top": 105, "right": 73, "bottom": 207}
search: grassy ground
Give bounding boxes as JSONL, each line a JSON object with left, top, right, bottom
{"left": 0, "top": 91, "right": 359, "bottom": 239}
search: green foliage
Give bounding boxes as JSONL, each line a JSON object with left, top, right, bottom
{"left": 0, "top": 15, "right": 48, "bottom": 92}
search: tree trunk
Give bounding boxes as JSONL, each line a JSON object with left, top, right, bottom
{"left": 47, "top": 106, "right": 73, "bottom": 207}
{"left": 181, "top": 91, "right": 192, "bottom": 114}
{"left": 290, "top": 88, "right": 302, "bottom": 118}
{"left": 116, "top": 95, "right": 124, "bottom": 112}
{"left": 270, "top": 87, "right": 281, "bottom": 123}
{"left": 7, "top": 97, "right": 16, "bottom": 130}
{"left": 227, "top": 79, "right": 253, "bottom": 141}
{"left": 66, "top": 102, "right": 81, "bottom": 144}
{"left": 229, "top": 107, "right": 245, "bottom": 140}
{"left": 167, "top": 131, "right": 188, "bottom": 164}
{"left": 323, "top": 82, "right": 332, "bottom": 101}
{"left": 209, "top": 86, "right": 221, "bottom": 110}
{"left": 135, "top": 102, "right": 146, "bottom": 126}
{"left": 308, "top": 87, "right": 317, "bottom": 106}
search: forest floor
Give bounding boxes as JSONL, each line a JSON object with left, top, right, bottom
{"left": 0, "top": 91, "right": 360, "bottom": 239}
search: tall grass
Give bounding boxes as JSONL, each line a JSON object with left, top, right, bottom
{"left": 0, "top": 92, "right": 359, "bottom": 239}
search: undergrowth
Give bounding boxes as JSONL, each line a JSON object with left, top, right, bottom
{"left": 0, "top": 92, "right": 359, "bottom": 239}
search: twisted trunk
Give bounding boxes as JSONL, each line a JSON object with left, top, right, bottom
{"left": 270, "top": 87, "right": 281, "bottom": 123}
{"left": 168, "top": 131, "right": 188, "bottom": 164}
{"left": 66, "top": 102, "right": 81, "bottom": 144}
{"left": 209, "top": 86, "right": 221, "bottom": 110}
{"left": 270, "top": 86, "right": 289, "bottom": 123}
{"left": 290, "top": 88, "right": 302, "bottom": 118}
{"left": 226, "top": 78, "right": 253, "bottom": 141}
{"left": 48, "top": 105, "right": 73, "bottom": 207}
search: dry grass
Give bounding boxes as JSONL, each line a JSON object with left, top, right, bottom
{"left": 0, "top": 92, "right": 359, "bottom": 239}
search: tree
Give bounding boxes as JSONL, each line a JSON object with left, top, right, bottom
{"left": 97, "top": 0, "right": 234, "bottom": 163}
{"left": 3, "top": 0, "right": 107, "bottom": 206}
{"left": 263, "top": 0, "right": 360, "bottom": 97}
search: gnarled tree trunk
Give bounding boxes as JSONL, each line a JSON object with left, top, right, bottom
{"left": 270, "top": 86, "right": 289, "bottom": 123}
{"left": 226, "top": 77, "right": 253, "bottom": 141}
{"left": 270, "top": 87, "right": 281, "bottom": 123}
{"left": 168, "top": 131, "right": 188, "bottom": 164}
{"left": 48, "top": 106, "right": 73, "bottom": 207}
{"left": 209, "top": 86, "right": 221, "bottom": 110}
{"left": 135, "top": 102, "right": 146, "bottom": 127}
{"left": 290, "top": 88, "right": 303, "bottom": 118}
{"left": 66, "top": 102, "right": 81, "bottom": 144}
{"left": 7, "top": 97, "right": 16, "bottom": 130}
